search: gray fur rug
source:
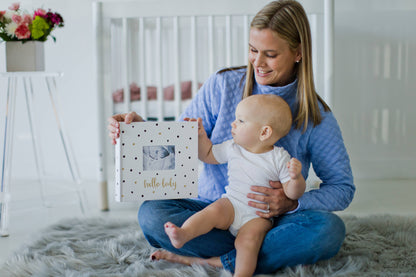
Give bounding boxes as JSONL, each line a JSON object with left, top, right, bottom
{"left": 1, "top": 214, "right": 416, "bottom": 277}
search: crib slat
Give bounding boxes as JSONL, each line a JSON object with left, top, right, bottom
{"left": 244, "top": 15, "right": 249, "bottom": 63}
{"left": 92, "top": 1, "right": 109, "bottom": 211}
{"left": 121, "top": 18, "right": 131, "bottom": 113}
{"left": 225, "top": 15, "right": 231, "bottom": 67}
{"left": 208, "top": 16, "right": 214, "bottom": 74}
{"left": 156, "top": 17, "right": 164, "bottom": 120}
{"left": 138, "top": 17, "right": 148, "bottom": 119}
{"left": 173, "top": 16, "right": 181, "bottom": 119}
{"left": 191, "top": 16, "right": 198, "bottom": 98}
{"left": 324, "top": 0, "right": 334, "bottom": 107}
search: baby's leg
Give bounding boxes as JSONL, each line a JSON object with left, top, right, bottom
{"left": 234, "top": 218, "right": 272, "bottom": 277}
{"left": 165, "top": 198, "right": 234, "bottom": 248}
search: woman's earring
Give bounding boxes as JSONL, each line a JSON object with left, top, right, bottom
{"left": 296, "top": 60, "right": 300, "bottom": 63}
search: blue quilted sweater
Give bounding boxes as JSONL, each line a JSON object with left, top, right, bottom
{"left": 180, "top": 68, "right": 355, "bottom": 212}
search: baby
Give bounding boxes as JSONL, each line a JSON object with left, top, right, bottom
{"left": 143, "top": 145, "right": 175, "bottom": 171}
{"left": 164, "top": 94, "right": 305, "bottom": 277}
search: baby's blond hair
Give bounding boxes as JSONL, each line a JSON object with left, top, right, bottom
{"left": 241, "top": 95, "right": 292, "bottom": 142}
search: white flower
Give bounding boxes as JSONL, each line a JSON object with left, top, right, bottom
{"left": 4, "top": 10, "right": 17, "bottom": 20}
{"left": 5, "top": 21, "right": 17, "bottom": 37}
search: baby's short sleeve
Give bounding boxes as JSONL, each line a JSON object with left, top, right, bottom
{"left": 275, "top": 147, "right": 292, "bottom": 184}
{"left": 211, "top": 139, "right": 233, "bottom": 164}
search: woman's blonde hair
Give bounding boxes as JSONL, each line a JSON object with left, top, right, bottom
{"left": 243, "top": 0, "right": 330, "bottom": 131}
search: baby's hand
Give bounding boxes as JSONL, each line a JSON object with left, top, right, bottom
{"left": 287, "top": 158, "right": 302, "bottom": 179}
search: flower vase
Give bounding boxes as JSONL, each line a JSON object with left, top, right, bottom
{"left": 5, "top": 41, "right": 45, "bottom": 72}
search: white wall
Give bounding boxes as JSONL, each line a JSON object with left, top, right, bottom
{"left": 333, "top": 0, "right": 416, "bottom": 179}
{"left": 0, "top": 0, "right": 99, "bottom": 182}
{"left": 1, "top": 0, "right": 415, "bottom": 183}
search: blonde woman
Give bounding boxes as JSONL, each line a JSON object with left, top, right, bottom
{"left": 108, "top": 0, "right": 355, "bottom": 274}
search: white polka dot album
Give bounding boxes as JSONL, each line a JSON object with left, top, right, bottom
{"left": 114, "top": 121, "right": 199, "bottom": 202}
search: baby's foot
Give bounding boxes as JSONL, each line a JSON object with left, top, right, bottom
{"left": 150, "top": 250, "right": 218, "bottom": 267}
{"left": 164, "top": 222, "right": 187, "bottom": 248}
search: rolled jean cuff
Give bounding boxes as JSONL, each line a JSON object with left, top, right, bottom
{"left": 286, "top": 199, "right": 301, "bottom": 214}
{"left": 220, "top": 252, "right": 235, "bottom": 273}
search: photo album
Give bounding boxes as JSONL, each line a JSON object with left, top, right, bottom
{"left": 114, "top": 121, "right": 199, "bottom": 202}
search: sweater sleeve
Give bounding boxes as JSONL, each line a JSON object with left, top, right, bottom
{"left": 179, "top": 73, "right": 221, "bottom": 138}
{"left": 297, "top": 112, "right": 355, "bottom": 212}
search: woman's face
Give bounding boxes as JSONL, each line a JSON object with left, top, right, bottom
{"left": 248, "top": 28, "right": 301, "bottom": 86}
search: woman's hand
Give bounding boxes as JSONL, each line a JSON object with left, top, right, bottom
{"left": 184, "top": 117, "right": 216, "bottom": 163}
{"left": 247, "top": 181, "right": 299, "bottom": 218}
{"left": 183, "top": 117, "right": 207, "bottom": 138}
{"left": 107, "top": 111, "right": 143, "bottom": 145}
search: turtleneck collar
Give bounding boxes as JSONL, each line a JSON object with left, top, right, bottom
{"left": 252, "top": 78, "right": 298, "bottom": 116}
{"left": 253, "top": 78, "right": 298, "bottom": 99}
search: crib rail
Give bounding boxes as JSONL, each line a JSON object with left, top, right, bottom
{"left": 110, "top": 14, "right": 252, "bottom": 121}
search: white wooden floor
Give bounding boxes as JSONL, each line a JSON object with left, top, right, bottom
{"left": 1, "top": 178, "right": 416, "bottom": 264}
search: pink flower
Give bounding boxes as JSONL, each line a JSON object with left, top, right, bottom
{"left": 15, "top": 23, "right": 30, "bottom": 39}
{"left": 12, "top": 14, "right": 22, "bottom": 24}
{"left": 1, "top": 4, "right": 64, "bottom": 42}
{"left": 8, "top": 2, "right": 20, "bottom": 11}
{"left": 22, "top": 14, "right": 32, "bottom": 24}
{"left": 33, "top": 8, "right": 46, "bottom": 18}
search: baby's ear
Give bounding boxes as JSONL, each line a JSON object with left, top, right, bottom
{"left": 259, "top": 125, "right": 272, "bottom": 141}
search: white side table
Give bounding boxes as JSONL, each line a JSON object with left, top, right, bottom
{"left": 0, "top": 72, "right": 87, "bottom": 237}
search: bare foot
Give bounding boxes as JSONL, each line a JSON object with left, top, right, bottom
{"left": 164, "top": 222, "right": 188, "bottom": 248}
{"left": 150, "top": 250, "right": 223, "bottom": 268}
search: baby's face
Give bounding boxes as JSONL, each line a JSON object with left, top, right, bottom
{"left": 231, "top": 100, "right": 263, "bottom": 149}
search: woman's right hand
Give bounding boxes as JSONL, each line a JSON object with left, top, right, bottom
{"left": 184, "top": 117, "right": 207, "bottom": 138}
{"left": 108, "top": 111, "right": 143, "bottom": 145}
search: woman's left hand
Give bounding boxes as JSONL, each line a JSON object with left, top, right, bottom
{"left": 247, "top": 181, "right": 298, "bottom": 218}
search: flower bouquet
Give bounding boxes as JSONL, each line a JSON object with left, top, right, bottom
{"left": 0, "top": 2, "right": 64, "bottom": 42}
{"left": 1, "top": 3, "right": 64, "bottom": 71}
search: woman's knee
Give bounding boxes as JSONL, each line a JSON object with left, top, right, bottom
{"left": 314, "top": 211, "right": 346, "bottom": 259}
{"left": 254, "top": 211, "right": 346, "bottom": 274}
{"left": 296, "top": 211, "right": 346, "bottom": 262}
{"left": 138, "top": 201, "right": 165, "bottom": 232}
{"left": 138, "top": 199, "right": 202, "bottom": 234}
{"left": 138, "top": 200, "right": 173, "bottom": 248}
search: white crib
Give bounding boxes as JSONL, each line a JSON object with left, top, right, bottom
{"left": 93, "top": 0, "right": 334, "bottom": 210}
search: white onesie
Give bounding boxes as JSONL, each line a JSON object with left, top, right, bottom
{"left": 212, "top": 139, "right": 291, "bottom": 236}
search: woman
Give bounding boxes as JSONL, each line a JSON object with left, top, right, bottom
{"left": 108, "top": 0, "right": 355, "bottom": 274}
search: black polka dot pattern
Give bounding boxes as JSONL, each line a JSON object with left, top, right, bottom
{"left": 114, "top": 121, "right": 199, "bottom": 201}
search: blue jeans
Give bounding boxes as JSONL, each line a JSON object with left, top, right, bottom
{"left": 138, "top": 199, "right": 345, "bottom": 274}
